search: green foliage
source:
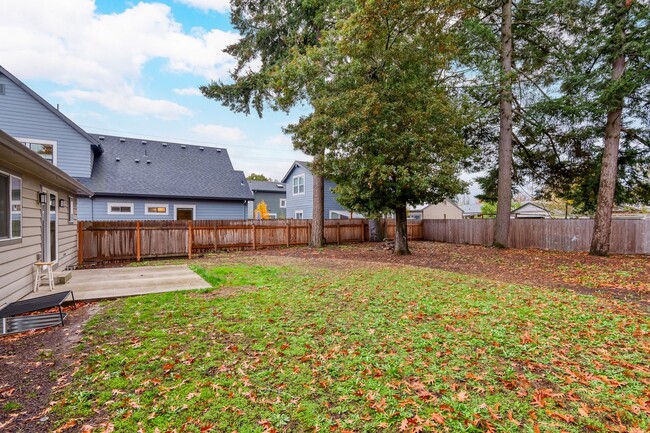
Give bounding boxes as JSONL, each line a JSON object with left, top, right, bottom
{"left": 55, "top": 263, "right": 649, "bottom": 432}
{"left": 246, "top": 173, "right": 271, "bottom": 181}
{"left": 285, "top": 0, "right": 474, "bottom": 216}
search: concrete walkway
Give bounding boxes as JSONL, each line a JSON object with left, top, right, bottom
{"left": 24, "top": 265, "right": 208, "bottom": 301}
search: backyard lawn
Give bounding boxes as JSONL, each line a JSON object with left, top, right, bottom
{"left": 52, "top": 258, "right": 649, "bottom": 432}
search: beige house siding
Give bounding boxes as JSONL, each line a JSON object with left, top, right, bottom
{"left": 422, "top": 200, "right": 463, "bottom": 220}
{"left": 0, "top": 173, "right": 78, "bottom": 307}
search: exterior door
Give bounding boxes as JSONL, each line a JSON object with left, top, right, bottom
{"left": 42, "top": 190, "right": 58, "bottom": 263}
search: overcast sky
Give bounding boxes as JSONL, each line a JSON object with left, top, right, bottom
{"left": 0, "top": 0, "right": 310, "bottom": 181}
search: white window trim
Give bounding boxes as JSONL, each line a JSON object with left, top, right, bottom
{"left": 48, "top": 191, "right": 58, "bottom": 264}
{"left": 174, "top": 204, "right": 196, "bottom": 220}
{"left": 68, "top": 196, "right": 75, "bottom": 223}
{"left": 15, "top": 137, "right": 57, "bottom": 165}
{"left": 279, "top": 198, "right": 287, "bottom": 208}
{"left": 107, "top": 202, "right": 134, "bottom": 215}
{"left": 292, "top": 174, "right": 305, "bottom": 196}
{"left": 295, "top": 210, "right": 304, "bottom": 219}
{"left": 144, "top": 203, "right": 169, "bottom": 216}
{"left": 0, "top": 169, "right": 22, "bottom": 241}
{"left": 267, "top": 213, "right": 278, "bottom": 219}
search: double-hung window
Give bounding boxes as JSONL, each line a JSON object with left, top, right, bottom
{"left": 0, "top": 170, "right": 22, "bottom": 240}
{"left": 292, "top": 174, "right": 305, "bottom": 195}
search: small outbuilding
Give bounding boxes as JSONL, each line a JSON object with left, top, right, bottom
{"left": 511, "top": 202, "right": 551, "bottom": 219}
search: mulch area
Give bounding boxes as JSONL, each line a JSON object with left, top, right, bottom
{"left": 242, "top": 241, "right": 650, "bottom": 311}
{"left": 0, "top": 302, "right": 100, "bottom": 433}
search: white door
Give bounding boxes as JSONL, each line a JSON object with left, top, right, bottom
{"left": 42, "top": 190, "right": 58, "bottom": 263}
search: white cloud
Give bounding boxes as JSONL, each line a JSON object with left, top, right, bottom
{"left": 191, "top": 123, "right": 246, "bottom": 142}
{"left": 0, "top": 0, "right": 238, "bottom": 116}
{"left": 173, "top": 87, "right": 203, "bottom": 96}
{"left": 55, "top": 87, "right": 192, "bottom": 120}
{"left": 176, "top": 0, "right": 231, "bottom": 13}
{"left": 266, "top": 134, "right": 293, "bottom": 147}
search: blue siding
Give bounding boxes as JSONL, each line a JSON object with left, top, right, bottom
{"left": 0, "top": 74, "right": 94, "bottom": 177}
{"left": 78, "top": 197, "right": 248, "bottom": 221}
{"left": 248, "top": 191, "right": 286, "bottom": 218}
{"left": 284, "top": 164, "right": 347, "bottom": 219}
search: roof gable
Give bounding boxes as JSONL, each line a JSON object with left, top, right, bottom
{"left": 281, "top": 160, "right": 312, "bottom": 183}
{"left": 0, "top": 65, "right": 103, "bottom": 154}
{"left": 80, "top": 135, "right": 253, "bottom": 200}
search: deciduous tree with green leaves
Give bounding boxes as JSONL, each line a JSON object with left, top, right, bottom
{"left": 285, "top": 0, "right": 473, "bottom": 255}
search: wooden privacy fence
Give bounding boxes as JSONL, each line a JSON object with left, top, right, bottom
{"left": 422, "top": 218, "right": 650, "bottom": 254}
{"left": 78, "top": 219, "right": 423, "bottom": 263}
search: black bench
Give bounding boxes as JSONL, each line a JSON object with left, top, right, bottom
{"left": 0, "top": 291, "right": 76, "bottom": 335}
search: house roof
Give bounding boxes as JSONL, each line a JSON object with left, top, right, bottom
{"left": 0, "top": 65, "right": 103, "bottom": 154}
{"left": 511, "top": 202, "right": 551, "bottom": 217}
{"left": 281, "top": 160, "right": 312, "bottom": 183}
{"left": 78, "top": 134, "right": 253, "bottom": 200}
{"left": 409, "top": 199, "right": 463, "bottom": 213}
{"left": 460, "top": 203, "right": 483, "bottom": 215}
{"left": 0, "top": 129, "right": 93, "bottom": 196}
{"left": 248, "top": 180, "right": 286, "bottom": 193}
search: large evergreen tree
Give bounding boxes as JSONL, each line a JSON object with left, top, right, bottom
{"left": 284, "top": 0, "right": 473, "bottom": 254}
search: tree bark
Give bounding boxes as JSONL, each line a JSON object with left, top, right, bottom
{"left": 368, "top": 218, "right": 384, "bottom": 242}
{"left": 310, "top": 157, "right": 325, "bottom": 248}
{"left": 394, "top": 206, "right": 410, "bottom": 255}
{"left": 590, "top": 50, "right": 626, "bottom": 255}
{"left": 493, "top": 0, "right": 514, "bottom": 249}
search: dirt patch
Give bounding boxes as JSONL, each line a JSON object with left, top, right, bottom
{"left": 0, "top": 302, "right": 101, "bottom": 433}
{"left": 235, "top": 242, "right": 650, "bottom": 312}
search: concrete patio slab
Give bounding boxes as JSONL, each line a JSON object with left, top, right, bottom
{"left": 23, "top": 265, "right": 208, "bottom": 301}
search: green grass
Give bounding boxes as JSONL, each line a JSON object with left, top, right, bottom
{"left": 2, "top": 402, "right": 22, "bottom": 413}
{"left": 55, "top": 264, "right": 649, "bottom": 432}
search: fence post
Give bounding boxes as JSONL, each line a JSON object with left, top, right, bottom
{"left": 252, "top": 222, "right": 256, "bottom": 250}
{"left": 286, "top": 221, "right": 290, "bottom": 247}
{"left": 360, "top": 220, "right": 365, "bottom": 242}
{"left": 188, "top": 221, "right": 193, "bottom": 259}
{"left": 307, "top": 222, "right": 312, "bottom": 245}
{"left": 337, "top": 221, "right": 341, "bottom": 245}
{"left": 213, "top": 221, "right": 218, "bottom": 252}
{"left": 77, "top": 222, "right": 84, "bottom": 266}
{"left": 136, "top": 221, "right": 141, "bottom": 262}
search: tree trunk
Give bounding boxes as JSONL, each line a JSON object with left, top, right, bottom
{"left": 310, "top": 161, "right": 325, "bottom": 248}
{"left": 394, "top": 206, "right": 410, "bottom": 255}
{"left": 590, "top": 51, "right": 625, "bottom": 255}
{"left": 368, "top": 218, "right": 384, "bottom": 242}
{"left": 493, "top": 0, "right": 514, "bottom": 249}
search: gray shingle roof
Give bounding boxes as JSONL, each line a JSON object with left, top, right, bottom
{"left": 248, "top": 180, "right": 286, "bottom": 193}
{"left": 78, "top": 134, "right": 253, "bottom": 200}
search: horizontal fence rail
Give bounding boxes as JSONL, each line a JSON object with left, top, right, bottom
{"left": 78, "top": 219, "right": 423, "bottom": 263}
{"left": 422, "top": 218, "right": 650, "bottom": 255}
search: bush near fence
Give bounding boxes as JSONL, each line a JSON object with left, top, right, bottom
{"left": 78, "top": 219, "right": 423, "bottom": 263}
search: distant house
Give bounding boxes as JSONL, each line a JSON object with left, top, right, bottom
{"left": 281, "top": 161, "right": 352, "bottom": 219}
{"left": 511, "top": 202, "right": 551, "bottom": 219}
{"left": 76, "top": 135, "right": 252, "bottom": 220}
{"left": 0, "top": 129, "right": 92, "bottom": 306}
{"left": 460, "top": 203, "right": 484, "bottom": 219}
{"left": 247, "top": 181, "right": 286, "bottom": 219}
{"left": 408, "top": 200, "right": 464, "bottom": 220}
{"left": 0, "top": 65, "right": 253, "bottom": 221}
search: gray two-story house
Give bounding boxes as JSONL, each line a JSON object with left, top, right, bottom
{"left": 247, "top": 181, "right": 286, "bottom": 219}
{"left": 0, "top": 65, "right": 253, "bottom": 222}
{"left": 281, "top": 161, "right": 353, "bottom": 219}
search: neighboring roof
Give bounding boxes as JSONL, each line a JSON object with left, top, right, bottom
{"left": 460, "top": 203, "right": 483, "bottom": 216}
{"left": 281, "top": 160, "right": 312, "bottom": 183}
{"left": 0, "top": 129, "right": 93, "bottom": 196}
{"left": 409, "top": 199, "right": 463, "bottom": 213}
{"left": 0, "top": 65, "right": 103, "bottom": 154}
{"left": 248, "top": 180, "right": 286, "bottom": 193}
{"left": 78, "top": 135, "right": 253, "bottom": 200}
{"left": 511, "top": 202, "right": 551, "bottom": 217}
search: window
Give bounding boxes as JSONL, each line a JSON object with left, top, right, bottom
{"left": 68, "top": 196, "right": 75, "bottom": 223}
{"left": 268, "top": 213, "right": 278, "bottom": 219}
{"left": 17, "top": 138, "right": 57, "bottom": 164}
{"left": 107, "top": 202, "right": 134, "bottom": 215}
{"left": 145, "top": 203, "right": 169, "bottom": 216}
{"left": 292, "top": 174, "right": 305, "bottom": 195}
{"left": 295, "top": 210, "right": 304, "bottom": 219}
{"left": 174, "top": 205, "right": 196, "bottom": 220}
{"left": 0, "top": 171, "right": 22, "bottom": 240}
{"left": 279, "top": 198, "right": 286, "bottom": 208}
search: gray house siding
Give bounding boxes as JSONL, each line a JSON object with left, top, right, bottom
{"left": 78, "top": 196, "right": 247, "bottom": 221}
{"left": 248, "top": 191, "right": 286, "bottom": 219}
{"left": 0, "top": 73, "right": 94, "bottom": 178}
{"left": 284, "top": 164, "right": 347, "bottom": 219}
